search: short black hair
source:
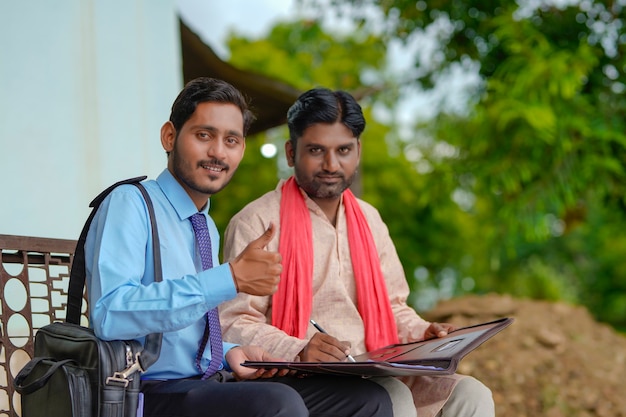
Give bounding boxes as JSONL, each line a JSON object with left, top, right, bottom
{"left": 169, "top": 77, "right": 255, "bottom": 135}
{"left": 286, "top": 88, "right": 365, "bottom": 146}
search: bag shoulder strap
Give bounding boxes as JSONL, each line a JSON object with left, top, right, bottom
{"left": 65, "top": 175, "right": 161, "bottom": 369}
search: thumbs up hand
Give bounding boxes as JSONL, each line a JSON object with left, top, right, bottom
{"left": 229, "top": 222, "right": 282, "bottom": 296}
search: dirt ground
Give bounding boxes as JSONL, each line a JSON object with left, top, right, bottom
{"left": 424, "top": 293, "right": 626, "bottom": 417}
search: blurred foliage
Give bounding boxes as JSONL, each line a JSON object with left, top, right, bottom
{"left": 227, "top": 19, "right": 386, "bottom": 90}
{"left": 214, "top": 0, "right": 626, "bottom": 331}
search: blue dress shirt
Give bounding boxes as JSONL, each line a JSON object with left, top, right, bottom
{"left": 85, "top": 169, "right": 238, "bottom": 379}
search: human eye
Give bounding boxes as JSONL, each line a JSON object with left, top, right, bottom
{"left": 197, "top": 131, "right": 210, "bottom": 140}
{"left": 339, "top": 146, "right": 352, "bottom": 154}
{"left": 225, "top": 136, "right": 242, "bottom": 147}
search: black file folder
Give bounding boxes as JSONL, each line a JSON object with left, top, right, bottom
{"left": 243, "top": 317, "right": 513, "bottom": 377}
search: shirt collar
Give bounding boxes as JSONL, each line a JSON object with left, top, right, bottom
{"left": 156, "top": 169, "right": 210, "bottom": 221}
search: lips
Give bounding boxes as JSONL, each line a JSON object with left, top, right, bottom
{"left": 199, "top": 161, "right": 228, "bottom": 173}
{"left": 317, "top": 175, "right": 342, "bottom": 183}
{"left": 201, "top": 164, "right": 224, "bottom": 173}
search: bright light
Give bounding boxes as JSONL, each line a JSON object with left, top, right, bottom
{"left": 260, "top": 143, "right": 277, "bottom": 158}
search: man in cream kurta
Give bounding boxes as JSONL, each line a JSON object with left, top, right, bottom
{"left": 220, "top": 87, "right": 494, "bottom": 417}
{"left": 221, "top": 181, "right": 488, "bottom": 417}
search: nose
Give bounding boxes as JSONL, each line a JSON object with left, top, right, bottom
{"left": 207, "top": 138, "right": 226, "bottom": 160}
{"left": 322, "top": 151, "right": 339, "bottom": 172}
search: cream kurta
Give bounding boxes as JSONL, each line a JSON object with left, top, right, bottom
{"left": 221, "top": 180, "right": 462, "bottom": 417}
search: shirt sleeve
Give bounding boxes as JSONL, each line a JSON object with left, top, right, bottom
{"left": 86, "top": 186, "right": 236, "bottom": 341}
{"left": 222, "top": 343, "right": 238, "bottom": 371}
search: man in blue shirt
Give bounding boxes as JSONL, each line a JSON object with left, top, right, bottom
{"left": 85, "top": 77, "right": 393, "bottom": 417}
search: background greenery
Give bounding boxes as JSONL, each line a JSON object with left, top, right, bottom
{"left": 212, "top": 0, "right": 626, "bottom": 332}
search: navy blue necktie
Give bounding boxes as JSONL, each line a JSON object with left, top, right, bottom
{"left": 190, "top": 213, "right": 223, "bottom": 379}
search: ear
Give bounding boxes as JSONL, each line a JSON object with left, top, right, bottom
{"left": 160, "top": 121, "right": 176, "bottom": 153}
{"left": 285, "top": 140, "right": 295, "bottom": 167}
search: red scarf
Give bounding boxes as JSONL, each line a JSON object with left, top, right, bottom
{"left": 273, "top": 176, "right": 399, "bottom": 351}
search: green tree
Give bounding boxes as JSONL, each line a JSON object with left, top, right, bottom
{"left": 217, "top": 1, "right": 626, "bottom": 330}
{"left": 296, "top": 0, "right": 626, "bottom": 328}
{"left": 227, "top": 20, "right": 386, "bottom": 91}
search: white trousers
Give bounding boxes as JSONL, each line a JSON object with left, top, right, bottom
{"left": 373, "top": 375, "right": 494, "bottom": 417}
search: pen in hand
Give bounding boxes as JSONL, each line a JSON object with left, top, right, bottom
{"left": 310, "top": 319, "right": 357, "bottom": 362}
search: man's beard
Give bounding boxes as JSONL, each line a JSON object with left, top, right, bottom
{"left": 171, "top": 148, "right": 232, "bottom": 196}
{"left": 294, "top": 167, "right": 356, "bottom": 200}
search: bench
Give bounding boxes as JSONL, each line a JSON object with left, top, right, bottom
{"left": 0, "top": 234, "right": 87, "bottom": 417}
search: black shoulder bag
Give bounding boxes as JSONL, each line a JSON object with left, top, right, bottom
{"left": 14, "top": 176, "right": 163, "bottom": 417}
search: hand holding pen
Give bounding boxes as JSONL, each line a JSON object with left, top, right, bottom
{"left": 309, "top": 319, "right": 357, "bottom": 362}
